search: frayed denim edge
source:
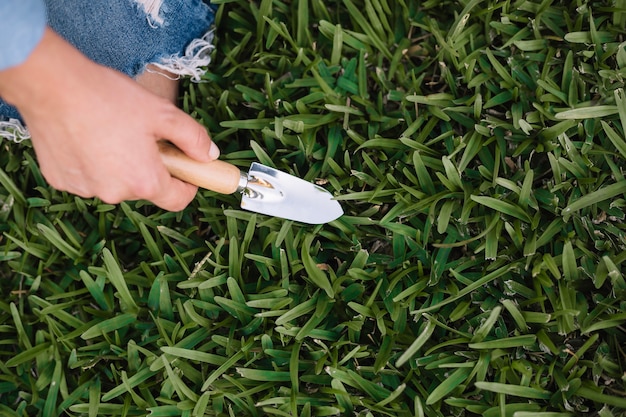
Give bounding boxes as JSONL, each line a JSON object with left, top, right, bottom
{"left": 146, "top": 29, "right": 215, "bottom": 82}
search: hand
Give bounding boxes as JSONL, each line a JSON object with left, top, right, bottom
{"left": 0, "top": 28, "right": 219, "bottom": 211}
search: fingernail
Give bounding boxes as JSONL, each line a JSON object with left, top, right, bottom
{"left": 209, "top": 142, "right": 220, "bottom": 159}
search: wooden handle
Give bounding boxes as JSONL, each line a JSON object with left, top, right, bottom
{"left": 158, "top": 142, "right": 243, "bottom": 195}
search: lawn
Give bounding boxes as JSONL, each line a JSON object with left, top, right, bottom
{"left": 1, "top": 0, "right": 626, "bottom": 416}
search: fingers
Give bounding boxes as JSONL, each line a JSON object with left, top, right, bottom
{"left": 36, "top": 111, "right": 208, "bottom": 211}
{"left": 156, "top": 104, "right": 220, "bottom": 163}
{"left": 149, "top": 176, "right": 199, "bottom": 212}
{"left": 148, "top": 105, "right": 219, "bottom": 210}
{"left": 99, "top": 164, "right": 199, "bottom": 212}
{"left": 40, "top": 145, "right": 198, "bottom": 212}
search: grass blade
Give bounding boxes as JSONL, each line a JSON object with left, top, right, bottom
{"left": 396, "top": 318, "right": 436, "bottom": 367}
{"left": 102, "top": 248, "right": 139, "bottom": 313}
{"left": 562, "top": 181, "right": 626, "bottom": 218}
{"left": 471, "top": 195, "right": 531, "bottom": 222}
{"left": 426, "top": 367, "right": 472, "bottom": 405}
{"left": 474, "top": 382, "right": 551, "bottom": 400}
{"left": 301, "top": 235, "right": 334, "bottom": 298}
{"left": 81, "top": 313, "right": 137, "bottom": 340}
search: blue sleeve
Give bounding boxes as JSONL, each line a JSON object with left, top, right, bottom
{"left": 0, "top": 0, "right": 47, "bottom": 70}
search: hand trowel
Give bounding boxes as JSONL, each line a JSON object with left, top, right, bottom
{"left": 159, "top": 142, "right": 343, "bottom": 224}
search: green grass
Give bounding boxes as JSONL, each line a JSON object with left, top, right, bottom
{"left": 1, "top": 0, "right": 626, "bottom": 415}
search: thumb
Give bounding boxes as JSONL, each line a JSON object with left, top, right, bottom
{"left": 156, "top": 106, "right": 220, "bottom": 162}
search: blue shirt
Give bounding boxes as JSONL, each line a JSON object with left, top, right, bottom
{"left": 0, "top": 0, "right": 47, "bottom": 70}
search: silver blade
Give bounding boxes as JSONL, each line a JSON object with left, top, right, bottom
{"left": 239, "top": 163, "right": 343, "bottom": 224}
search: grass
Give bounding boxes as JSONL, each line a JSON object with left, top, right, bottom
{"left": 1, "top": 0, "right": 626, "bottom": 416}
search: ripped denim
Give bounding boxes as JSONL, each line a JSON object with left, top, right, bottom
{"left": 0, "top": 0, "right": 217, "bottom": 141}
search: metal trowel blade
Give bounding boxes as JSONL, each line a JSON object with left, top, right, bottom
{"left": 239, "top": 163, "right": 343, "bottom": 224}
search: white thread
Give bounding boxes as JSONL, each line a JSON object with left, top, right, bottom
{"left": 133, "top": 0, "right": 165, "bottom": 28}
{"left": 0, "top": 118, "right": 30, "bottom": 143}
{"left": 149, "top": 30, "right": 215, "bottom": 82}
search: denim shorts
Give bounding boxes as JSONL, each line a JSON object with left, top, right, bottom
{"left": 0, "top": 0, "right": 216, "bottom": 139}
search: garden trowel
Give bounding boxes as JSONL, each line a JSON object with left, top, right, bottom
{"left": 159, "top": 142, "right": 343, "bottom": 224}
